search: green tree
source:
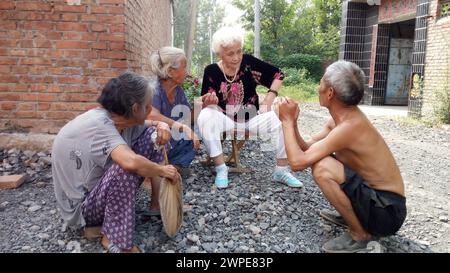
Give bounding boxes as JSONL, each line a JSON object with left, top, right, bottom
{"left": 173, "top": 0, "right": 225, "bottom": 76}
{"left": 232, "top": 0, "right": 342, "bottom": 61}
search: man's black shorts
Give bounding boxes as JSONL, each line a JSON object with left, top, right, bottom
{"left": 340, "top": 165, "right": 407, "bottom": 237}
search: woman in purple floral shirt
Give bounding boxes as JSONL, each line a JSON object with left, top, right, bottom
{"left": 197, "top": 26, "right": 303, "bottom": 189}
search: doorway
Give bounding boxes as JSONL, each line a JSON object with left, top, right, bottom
{"left": 385, "top": 19, "right": 415, "bottom": 105}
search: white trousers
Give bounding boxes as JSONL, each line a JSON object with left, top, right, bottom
{"left": 197, "top": 107, "right": 287, "bottom": 159}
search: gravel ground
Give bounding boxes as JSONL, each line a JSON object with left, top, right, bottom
{"left": 1, "top": 103, "right": 449, "bottom": 253}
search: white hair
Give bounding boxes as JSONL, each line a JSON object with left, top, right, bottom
{"left": 211, "top": 26, "right": 244, "bottom": 54}
{"left": 323, "top": 60, "right": 366, "bottom": 105}
{"left": 149, "top": 46, "right": 186, "bottom": 79}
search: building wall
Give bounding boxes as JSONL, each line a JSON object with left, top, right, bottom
{"left": 125, "top": 0, "right": 172, "bottom": 77}
{"left": 0, "top": 0, "right": 172, "bottom": 133}
{"left": 421, "top": 0, "right": 450, "bottom": 119}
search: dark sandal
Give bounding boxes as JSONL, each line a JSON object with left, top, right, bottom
{"left": 319, "top": 209, "right": 348, "bottom": 229}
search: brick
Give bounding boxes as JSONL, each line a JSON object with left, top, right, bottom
{"left": 0, "top": 75, "right": 19, "bottom": 83}
{"left": 57, "top": 59, "right": 88, "bottom": 67}
{"left": 81, "top": 14, "right": 97, "bottom": 21}
{"left": 110, "top": 24, "right": 125, "bottom": 33}
{"left": 34, "top": 39, "right": 52, "bottom": 48}
{"left": 55, "top": 4, "right": 86, "bottom": 13}
{"left": 0, "top": 2, "right": 15, "bottom": 10}
{"left": 99, "top": 0, "right": 124, "bottom": 4}
{"left": 16, "top": 111, "right": 37, "bottom": 118}
{"left": 23, "top": 21, "right": 54, "bottom": 30}
{"left": 20, "top": 40, "right": 34, "bottom": 48}
{"left": 56, "top": 41, "right": 89, "bottom": 49}
{"left": 82, "top": 33, "right": 97, "bottom": 41}
{"left": 2, "top": 21, "right": 16, "bottom": 30}
{"left": 91, "top": 23, "right": 107, "bottom": 32}
{"left": 9, "top": 49, "right": 27, "bottom": 56}
{"left": 46, "top": 111, "right": 77, "bottom": 119}
{"left": 92, "top": 60, "right": 109, "bottom": 68}
{"left": 63, "top": 32, "right": 82, "bottom": 40}
{"left": 90, "top": 6, "right": 110, "bottom": 14}
{"left": 0, "top": 174, "right": 26, "bottom": 189}
{"left": 111, "top": 61, "right": 127, "bottom": 68}
{"left": 16, "top": 2, "right": 51, "bottom": 11}
{"left": 17, "top": 102, "right": 36, "bottom": 111}
{"left": 38, "top": 94, "right": 58, "bottom": 102}
{"left": 37, "top": 103, "right": 51, "bottom": 111}
{"left": 0, "top": 93, "right": 20, "bottom": 102}
{"left": 0, "top": 40, "right": 16, "bottom": 47}
{"left": 57, "top": 76, "right": 88, "bottom": 84}
{"left": 0, "top": 101, "right": 17, "bottom": 110}
{"left": 11, "top": 66, "right": 29, "bottom": 74}
{"left": 46, "top": 32, "right": 63, "bottom": 40}
{"left": 101, "top": 51, "right": 127, "bottom": 59}
{"left": 56, "top": 22, "right": 88, "bottom": 32}
{"left": 97, "top": 14, "right": 124, "bottom": 24}
{"left": 92, "top": 42, "right": 107, "bottom": 50}
{"left": 21, "top": 58, "right": 52, "bottom": 66}
{"left": 110, "top": 42, "right": 125, "bottom": 50}
{"left": 15, "top": 84, "right": 28, "bottom": 92}
{"left": 61, "top": 13, "right": 79, "bottom": 22}
{"left": 99, "top": 33, "right": 125, "bottom": 42}
{"left": 0, "top": 66, "right": 11, "bottom": 73}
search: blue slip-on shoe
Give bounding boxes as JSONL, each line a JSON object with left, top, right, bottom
{"left": 215, "top": 165, "right": 229, "bottom": 189}
{"left": 272, "top": 169, "right": 304, "bottom": 188}
{"left": 215, "top": 177, "right": 229, "bottom": 189}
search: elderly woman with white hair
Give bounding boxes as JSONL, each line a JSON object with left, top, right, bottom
{"left": 197, "top": 26, "right": 303, "bottom": 189}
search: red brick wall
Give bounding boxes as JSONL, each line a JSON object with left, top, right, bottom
{"left": 125, "top": 0, "right": 172, "bottom": 76}
{"left": 0, "top": 0, "right": 172, "bottom": 134}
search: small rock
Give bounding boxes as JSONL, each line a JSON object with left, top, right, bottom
{"left": 198, "top": 217, "right": 205, "bottom": 227}
{"left": 224, "top": 217, "right": 231, "bottom": 224}
{"left": 30, "top": 225, "right": 41, "bottom": 231}
{"left": 36, "top": 182, "right": 46, "bottom": 188}
{"left": 28, "top": 205, "right": 42, "bottom": 212}
{"left": 21, "top": 201, "right": 34, "bottom": 207}
{"left": 66, "top": 241, "right": 81, "bottom": 253}
{"left": 248, "top": 225, "right": 261, "bottom": 235}
{"left": 165, "top": 250, "right": 175, "bottom": 253}
{"left": 439, "top": 216, "right": 448, "bottom": 223}
{"left": 21, "top": 246, "right": 31, "bottom": 251}
{"left": 187, "top": 234, "right": 199, "bottom": 243}
{"left": 187, "top": 246, "right": 199, "bottom": 253}
{"left": 260, "top": 223, "right": 270, "bottom": 230}
{"left": 57, "top": 240, "right": 66, "bottom": 247}
{"left": 37, "top": 233, "right": 50, "bottom": 240}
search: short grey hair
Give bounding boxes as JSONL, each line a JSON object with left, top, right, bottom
{"left": 211, "top": 26, "right": 244, "bottom": 54}
{"left": 97, "top": 71, "right": 154, "bottom": 119}
{"left": 322, "top": 60, "right": 366, "bottom": 105}
{"left": 149, "top": 46, "right": 186, "bottom": 79}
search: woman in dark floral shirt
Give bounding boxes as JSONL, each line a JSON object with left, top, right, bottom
{"left": 197, "top": 26, "right": 303, "bottom": 189}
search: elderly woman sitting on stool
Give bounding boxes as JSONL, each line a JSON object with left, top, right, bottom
{"left": 197, "top": 26, "right": 303, "bottom": 189}
{"left": 52, "top": 72, "right": 179, "bottom": 253}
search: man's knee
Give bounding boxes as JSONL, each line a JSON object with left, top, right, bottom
{"left": 312, "top": 157, "right": 336, "bottom": 185}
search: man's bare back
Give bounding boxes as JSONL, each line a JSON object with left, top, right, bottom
{"left": 328, "top": 107, "right": 404, "bottom": 196}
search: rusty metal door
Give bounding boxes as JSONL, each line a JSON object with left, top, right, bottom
{"left": 385, "top": 38, "right": 413, "bottom": 105}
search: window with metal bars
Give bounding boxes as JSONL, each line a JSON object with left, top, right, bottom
{"left": 440, "top": 0, "right": 450, "bottom": 18}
